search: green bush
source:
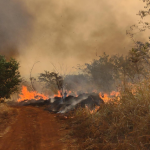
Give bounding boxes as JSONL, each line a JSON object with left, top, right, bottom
{"left": 0, "top": 55, "right": 21, "bottom": 100}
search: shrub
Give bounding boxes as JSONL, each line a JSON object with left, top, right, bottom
{"left": 0, "top": 55, "right": 21, "bottom": 101}
{"left": 65, "top": 80, "right": 150, "bottom": 150}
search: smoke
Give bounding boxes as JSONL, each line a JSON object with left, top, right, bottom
{"left": 64, "top": 74, "right": 94, "bottom": 93}
{"left": 57, "top": 96, "right": 88, "bottom": 113}
{"left": 1, "top": 0, "right": 149, "bottom": 78}
{"left": 18, "top": 0, "right": 150, "bottom": 77}
{"left": 0, "top": 0, "right": 33, "bottom": 59}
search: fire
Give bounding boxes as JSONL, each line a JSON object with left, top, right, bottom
{"left": 99, "top": 93, "right": 109, "bottom": 103}
{"left": 52, "top": 89, "right": 120, "bottom": 103}
{"left": 53, "top": 90, "right": 79, "bottom": 98}
{"left": 110, "top": 91, "right": 120, "bottom": 97}
{"left": 99, "top": 91, "right": 120, "bottom": 103}
{"left": 67, "top": 91, "right": 72, "bottom": 97}
{"left": 85, "top": 105, "right": 100, "bottom": 114}
{"left": 71, "top": 91, "right": 78, "bottom": 97}
{"left": 17, "top": 86, "right": 48, "bottom": 102}
{"left": 54, "top": 90, "right": 62, "bottom": 97}
{"left": 75, "top": 92, "right": 78, "bottom": 97}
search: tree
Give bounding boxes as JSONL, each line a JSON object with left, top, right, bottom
{"left": 82, "top": 50, "right": 150, "bottom": 93}
{"left": 84, "top": 53, "right": 117, "bottom": 93}
{"left": 126, "top": 0, "right": 150, "bottom": 41}
{"left": 137, "top": 0, "right": 150, "bottom": 18}
{"left": 0, "top": 55, "right": 21, "bottom": 101}
{"left": 38, "top": 71, "right": 63, "bottom": 95}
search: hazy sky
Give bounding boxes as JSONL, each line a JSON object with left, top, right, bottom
{"left": 0, "top": 0, "right": 150, "bottom": 78}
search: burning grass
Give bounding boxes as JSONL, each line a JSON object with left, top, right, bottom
{"left": 64, "top": 80, "right": 150, "bottom": 150}
{"left": 0, "top": 103, "right": 18, "bottom": 137}
{"left": 17, "top": 86, "right": 48, "bottom": 102}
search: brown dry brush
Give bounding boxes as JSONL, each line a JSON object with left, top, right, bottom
{"left": 0, "top": 104, "right": 18, "bottom": 137}
{"left": 64, "top": 80, "right": 150, "bottom": 150}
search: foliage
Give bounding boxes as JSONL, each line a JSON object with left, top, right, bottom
{"left": 137, "top": 0, "right": 150, "bottom": 18}
{"left": 0, "top": 55, "right": 21, "bottom": 100}
{"left": 82, "top": 42, "right": 150, "bottom": 92}
{"left": 62, "top": 41, "right": 150, "bottom": 149}
{"left": 129, "top": 41, "right": 150, "bottom": 63}
{"left": 84, "top": 53, "right": 117, "bottom": 92}
{"left": 61, "top": 2, "right": 150, "bottom": 148}
{"left": 126, "top": 0, "right": 150, "bottom": 41}
{"left": 38, "top": 71, "right": 63, "bottom": 93}
{"left": 64, "top": 79, "right": 150, "bottom": 150}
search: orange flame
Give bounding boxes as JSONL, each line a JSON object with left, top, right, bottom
{"left": 110, "top": 91, "right": 120, "bottom": 97}
{"left": 71, "top": 91, "right": 78, "bottom": 97}
{"left": 17, "top": 86, "right": 48, "bottom": 102}
{"left": 99, "top": 93, "right": 110, "bottom": 103}
{"left": 75, "top": 92, "right": 78, "bottom": 97}
{"left": 54, "top": 90, "right": 62, "bottom": 97}
{"left": 67, "top": 91, "right": 78, "bottom": 97}
{"left": 85, "top": 105, "right": 100, "bottom": 114}
{"left": 54, "top": 90, "right": 79, "bottom": 98}
{"left": 67, "top": 91, "right": 72, "bottom": 97}
{"left": 99, "top": 91, "right": 120, "bottom": 103}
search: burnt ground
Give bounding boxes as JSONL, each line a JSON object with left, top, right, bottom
{"left": 0, "top": 106, "right": 68, "bottom": 150}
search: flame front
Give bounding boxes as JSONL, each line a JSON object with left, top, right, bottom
{"left": 86, "top": 105, "right": 100, "bottom": 114}
{"left": 54, "top": 91, "right": 62, "bottom": 97}
{"left": 99, "top": 91, "right": 120, "bottom": 103}
{"left": 17, "top": 86, "right": 48, "bottom": 102}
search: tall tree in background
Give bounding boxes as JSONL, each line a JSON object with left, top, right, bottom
{"left": 126, "top": 0, "right": 150, "bottom": 41}
{"left": 138, "top": 0, "right": 150, "bottom": 19}
{"left": 0, "top": 55, "right": 21, "bottom": 101}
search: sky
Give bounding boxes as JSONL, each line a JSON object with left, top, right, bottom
{"left": 0, "top": 0, "right": 150, "bottom": 79}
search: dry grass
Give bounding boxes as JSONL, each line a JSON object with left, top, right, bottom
{"left": 0, "top": 103, "right": 18, "bottom": 137}
{"left": 64, "top": 80, "right": 150, "bottom": 150}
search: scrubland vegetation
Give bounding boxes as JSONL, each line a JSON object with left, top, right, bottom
{"left": 1, "top": 1, "right": 150, "bottom": 149}
{"left": 64, "top": 81, "right": 150, "bottom": 150}
{"left": 62, "top": 42, "right": 150, "bottom": 150}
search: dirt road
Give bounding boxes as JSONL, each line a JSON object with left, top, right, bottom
{"left": 0, "top": 106, "right": 66, "bottom": 150}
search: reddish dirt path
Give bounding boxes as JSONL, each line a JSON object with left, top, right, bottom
{"left": 0, "top": 106, "right": 66, "bottom": 150}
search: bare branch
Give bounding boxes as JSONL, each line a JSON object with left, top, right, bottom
{"left": 30, "top": 61, "right": 40, "bottom": 91}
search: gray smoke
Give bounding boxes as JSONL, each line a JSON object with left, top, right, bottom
{"left": 0, "top": 0, "right": 33, "bottom": 59}
{"left": 0, "top": 0, "right": 149, "bottom": 78}
{"left": 18, "top": 0, "right": 149, "bottom": 77}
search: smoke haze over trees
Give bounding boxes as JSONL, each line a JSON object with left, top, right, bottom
{"left": 0, "top": 0, "right": 33, "bottom": 59}
{"left": 0, "top": 0, "right": 150, "bottom": 81}
{"left": 62, "top": 41, "right": 150, "bottom": 94}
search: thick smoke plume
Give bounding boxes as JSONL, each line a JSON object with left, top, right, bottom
{"left": 18, "top": 0, "right": 150, "bottom": 77}
{"left": 1, "top": 0, "right": 150, "bottom": 79}
{"left": 0, "top": 0, "right": 32, "bottom": 59}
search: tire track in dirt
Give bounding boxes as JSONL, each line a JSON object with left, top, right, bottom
{"left": 0, "top": 106, "right": 65, "bottom": 150}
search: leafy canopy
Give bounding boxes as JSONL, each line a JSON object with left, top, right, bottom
{"left": 38, "top": 71, "right": 63, "bottom": 92}
{"left": 0, "top": 55, "right": 21, "bottom": 99}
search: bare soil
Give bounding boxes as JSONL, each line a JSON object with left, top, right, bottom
{"left": 0, "top": 106, "right": 67, "bottom": 150}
